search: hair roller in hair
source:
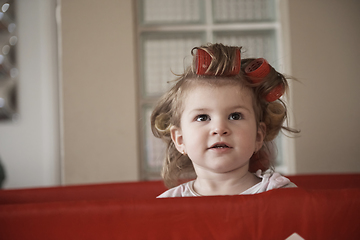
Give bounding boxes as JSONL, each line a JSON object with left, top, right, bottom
{"left": 245, "top": 58, "right": 271, "bottom": 83}
{"left": 196, "top": 48, "right": 241, "bottom": 76}
{"left": 196, "top": 49, "right": 212, "bottom": 75}
{"left": 265, "top": 84, "right": 285, "bottom": 102}
{"left": 245, "top": 58, "right": 284, "bottom": 102}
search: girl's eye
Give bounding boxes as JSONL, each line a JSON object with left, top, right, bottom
{"left": 229, "top": 112, "right": 243, "bottom": 120}
{"left": 196, "top": 114, "right": 210, "bottom": 122}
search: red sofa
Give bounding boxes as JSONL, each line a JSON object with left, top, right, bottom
{"left": 0, "top": 174, "right": 359, "bottom": 240}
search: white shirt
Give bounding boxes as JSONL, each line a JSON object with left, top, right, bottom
{"left": 157, "top": 170, "right": 297, "bottom": 198}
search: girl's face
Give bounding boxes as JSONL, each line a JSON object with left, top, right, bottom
{"left": 171, "top": 81, "right": 265, "bottom": 176}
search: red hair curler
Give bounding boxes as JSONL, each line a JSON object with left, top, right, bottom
{"left": 245, "top": 58, "right": 270, "bottom": 83}
{"left": 196, "top": 49, "right": 212, "bottom": 75}
{"left": 245, "top": 58, "right": 284, "bottom": 102}
{"left": 265, "top": 84, "right": 285, "bottom": 102}
{"left": 196, "top": 48, "right": 241, "bottom": 76}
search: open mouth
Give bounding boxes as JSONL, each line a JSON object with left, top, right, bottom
{"left": 209, "top": 143, "right": 231, "bottom": 149}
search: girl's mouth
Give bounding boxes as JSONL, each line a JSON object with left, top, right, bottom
{"left": 209, "top": 142, "right": 232, "bottom": 149}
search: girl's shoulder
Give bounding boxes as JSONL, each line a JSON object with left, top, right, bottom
{"left": 281, "top": 181, "right": 297, "bottom": 189}
{"left": 157, "top": 180, "right": 197, "bottom": 198}
{"left": 242, "top": 170, "right": 297, "bottom": 194}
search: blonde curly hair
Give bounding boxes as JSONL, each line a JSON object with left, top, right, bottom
{"left": 151, "top": 43, "right": 298, "bottom": 188}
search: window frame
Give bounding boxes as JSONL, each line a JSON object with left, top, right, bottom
{"left": 135, "top": 0, "right": 295, "bottom": 180}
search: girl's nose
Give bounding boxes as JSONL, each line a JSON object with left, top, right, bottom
{"left": 211, "top": 120, "right": 230, "bottom": 136}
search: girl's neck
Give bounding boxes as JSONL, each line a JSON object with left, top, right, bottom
{"left": 193, "top": 170, "right": 261, "bottom": 196}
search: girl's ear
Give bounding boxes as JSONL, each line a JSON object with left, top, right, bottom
{"left": 255, "top": 122, "right": 266, "bottom": 152}
{"left": 170, "top": 125, "right": 185, "bottom": 153}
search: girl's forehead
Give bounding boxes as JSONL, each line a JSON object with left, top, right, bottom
{"left": 181, "top": 80, "right": 255, "bottom": 107}
{"left": 183, "top": 79, "right": 252, "bottom": 98}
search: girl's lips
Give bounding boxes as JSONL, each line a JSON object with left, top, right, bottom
{"left": 208, "top": 142, "right": 232, "bottom": 149}
{"left": 208, "top": 143, "right": 233, "bottom": 154}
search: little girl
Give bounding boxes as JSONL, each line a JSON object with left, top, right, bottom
{"left": 151, "top": 43, "right": 298, "bottom": 198}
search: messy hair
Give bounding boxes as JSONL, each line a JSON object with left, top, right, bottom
{"left": 151, "top": 43, "right": 298, "bottom": 188}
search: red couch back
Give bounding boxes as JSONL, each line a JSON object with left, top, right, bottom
{"left": 0, "top": 180, "right": 167, "bottom": 204}
{"left": 1, "top": 173, "right": 359, "bottom": 204}
{"left": 1, "top": 174, "right": 360, "bottom": 240}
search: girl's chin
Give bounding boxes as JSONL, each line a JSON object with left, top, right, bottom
{"left": 195, "top": 163, "right": 250, "bottom": 175}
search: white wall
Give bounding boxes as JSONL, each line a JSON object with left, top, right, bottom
{"left": 0, "top": 0, "right": 60, "bottom": 189}
{"left": 288, "top": 0, "right": 360, "bottom": 173}
{"left": 60, "top": 0, "right": 139, "bottom": 185}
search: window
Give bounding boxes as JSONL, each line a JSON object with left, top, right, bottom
{"left": 136, "top": 0, "right": 289, "bottom": 180}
